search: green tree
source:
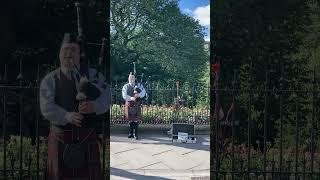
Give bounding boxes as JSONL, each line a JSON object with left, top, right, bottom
{"left": 213, "top": 0, "right": 311, "bottom": 144}
{"left": 111, "top": 0, "right": 208, "bottom": 84}
{"left": 1, "top": 0, "right": 107, "bottom": 82}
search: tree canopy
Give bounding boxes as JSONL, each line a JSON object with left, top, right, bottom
{"left": 111, "top": 0, "right": 209, "bottom": 85}
{"left": 1, "top": 0, "right": 107, "bottom": 82}
{"left": 213, "top": 0, "right": 319, "bottom": 144}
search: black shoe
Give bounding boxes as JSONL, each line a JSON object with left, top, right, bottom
{"left": 128, "top": 134, "right": 134, "bottom": 138}
{"left": 134, "top": 135, "right": 139, "bottom": 140}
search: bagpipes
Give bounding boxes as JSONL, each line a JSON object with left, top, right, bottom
{"left": 132, "top": 62, "right": 149, "bottom": 101}
{"left": 72, "top": 2, "right": 107, "bottom": 129}
{"left": 74, "top": 2, "right": 105, "bottom": 100}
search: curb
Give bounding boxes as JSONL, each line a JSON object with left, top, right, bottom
{"left": 110, "top": 124, "right": 210, "bottom": 135}
{"left": 110, "top": 169, "right": 210, "bottom": 180}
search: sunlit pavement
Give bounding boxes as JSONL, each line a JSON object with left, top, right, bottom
{"left": 110, "top": 133, "right": 210, "bottom": 180}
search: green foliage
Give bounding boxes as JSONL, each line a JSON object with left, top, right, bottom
{"left": 215, "top": 140, "right": 320, "bottom": 178}
{"left": 111, "top": 104, "right": 209, "bottom": 123}
{"left": 111, "top": 0, "right": 208, "bottom": 83}
{"left": 4, "top": 0, "right": 107, "bottom": 81}
{"left": 213, "top": 0, "right": 316, "bottom": 146}
{"left": 0, "top": 135, "right": 110, "bottom": 177}
{"left": 212, "top": 3, "right": 320, "bottom": 177}
{"left": 196, "top": 62, "right": 210, "bottom": 107}
{"left": 112, "top": 82, "right": 209, "bottom": 107}
{"left": 0, "top": 136, "right": 47, "bottom": 176}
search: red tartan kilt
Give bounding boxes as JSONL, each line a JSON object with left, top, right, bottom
{"left": 47, "top": 128, "right": 102, "bottom": 179}
{"left": 124, "top": 101, "right": 142, "bottom": 122}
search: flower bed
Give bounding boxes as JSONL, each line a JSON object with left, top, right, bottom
{"left": 111, "top": 104, "right": 210, "bottom": 125}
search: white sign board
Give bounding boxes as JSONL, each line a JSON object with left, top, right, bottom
{"left": 178, "top": 132, "right": 188, "bottom": 141}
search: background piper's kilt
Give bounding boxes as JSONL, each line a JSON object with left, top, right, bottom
{"left": 47, "top": 128, "right": 102, "bottom": 179}
{"left": 125, "top": 101, "right": 142, "bottom": 122}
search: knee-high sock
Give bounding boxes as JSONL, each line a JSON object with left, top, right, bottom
{"left": 129, "top": 122, "right": 134, "bottom": 135}
{"left": 134, "top": 122, "right": 138, "bottom": 136}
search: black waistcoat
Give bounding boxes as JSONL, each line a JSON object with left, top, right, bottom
{"left": 54, "top": 71, "right": 78, "bottom": 112}
{"left": 126, "top": 84, "right": 135, "bottom": 97}
{"left": 53, "top": 70, "right": 107, "bottom": 133}
{"left": 54, "top": 71, "right": 77, "bottom": 129}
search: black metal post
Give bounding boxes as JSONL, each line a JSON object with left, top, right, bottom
{"left": 279, "top": 63, "right": 283, "bottom": 179}
{"left": 36, "top": 64, "right": 40, "bottom": 180}
{"left": 231, "top": 71, "right": 236, "bottom": 180}
{"left": 247, "top": 61, "right": 253, "bottom": 179}
{"left": 3, "top": 64, "right": 8, "bottom": 180}
{"left": 263, "top": 71, "right": 269, "bottom": 180}
{"left": 311, "top": 68, "right": 315, "bottom": 178}
{"left": 18, "top": 58, "right": 23, "bottom": 179}
{"left": 214, "top": 72, "right": 220, "bottom": 180}
{"left": 295, "top": 98, "right": 299, "bottom": 180}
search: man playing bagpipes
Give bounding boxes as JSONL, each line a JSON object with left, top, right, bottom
{"left": 122, "top": 72, "right": 146, "bottom": 140}
{"left": 40, "top": 33, "right": 110, "bottom": 179}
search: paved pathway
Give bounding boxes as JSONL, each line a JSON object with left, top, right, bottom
{"left": 110, "top": 133, "right": 210, "bottom": 180}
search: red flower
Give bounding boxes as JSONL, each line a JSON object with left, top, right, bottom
{"left": 212, "top": 63, "right": 221, "bottom": 74}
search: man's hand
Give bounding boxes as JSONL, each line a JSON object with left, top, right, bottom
{"left": 130, "top": 96, "right": 137, "bottom": 101}
{"left": 66, "top": 112, "right": 84, "bottom": 127}
{"left": 79, "top": 101, "right": 96, "bottom": 114}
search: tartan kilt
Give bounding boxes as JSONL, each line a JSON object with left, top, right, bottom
{"left": 47, "top": 128, "right": 102, "bottom": 180}
{"left": 124, "top": 101, "right": 142, "bottom": 122}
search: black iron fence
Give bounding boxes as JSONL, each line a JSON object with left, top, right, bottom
{"left": 0, "top": 62, "right": 210, "bottom": 179}
{"left": 0, "top": 64, "right": 110, "bottom": 179}
{"left": 211, "top": 70, "right": 320, "bottom": 179}
{"left": 110, "top": 81, "right": 210, "bottom": 125}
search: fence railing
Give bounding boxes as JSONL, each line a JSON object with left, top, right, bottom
{"left": 0, "top": 79, "right": 209, "bottom": 179}
{"left": 0, "top": 61, "right": 111, "bottom": 179}
{"left": 110, "top": 82, "right": 210, "bottom": 124}
{"left": 211, "top": 71, "right": 320, "bottom": 179}
{"left": 0, "top": 84, "right": 110, "bottom": 179}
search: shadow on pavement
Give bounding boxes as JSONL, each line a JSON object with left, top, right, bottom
{"left": 110, "top": 167, "right": 174, "bottom": 180}
{"left": 110, "top": 134, "right": 210, "bottom": 151}
{"left": 144, "top": 136, "right": 209, "bottom": 151}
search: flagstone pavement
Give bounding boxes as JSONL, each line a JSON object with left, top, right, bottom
{"left": 110, "top": 133, "right": 210, "bottom": 180}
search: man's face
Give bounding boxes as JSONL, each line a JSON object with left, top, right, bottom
{"left": 128, "top": 75, "right": 135, "bottom": 84}
{"left": 59, "top": 43, "right": 80, "bottom": 69}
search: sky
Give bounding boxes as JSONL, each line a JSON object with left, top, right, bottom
{"left": 178, "top": 0, "right": 210, "bottom": 42}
